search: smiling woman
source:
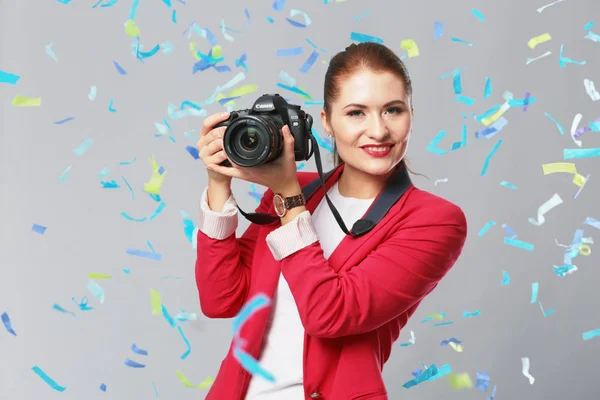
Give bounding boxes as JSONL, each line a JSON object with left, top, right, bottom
{"left": 322, "top": 42, "right": 417, "bottom": 199}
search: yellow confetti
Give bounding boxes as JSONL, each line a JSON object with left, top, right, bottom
{"left": 143, "top": 155, "right": 166, "bottom": 195}
{"left": 12, "top": 95, "right": 41, "bottom": 107}
{"left": 150, "top": 289, "right": 162, "bottom": 315}
{"left": 189, "top": 42, "right": 201, "bottom": 61}
{"left": 579, "top": 244, "right": 591, "bottom": 256}
{"left": 542, "top": 162, "right": 587, "bottom": 187}
{"left": 228, "top": 84, "right": 259, "bottom": 98}
{"left": 428, "top": 313, "right": 444, "bottom": 320}
{"left": 211, "top": 45, "right": 223, "bottom": 59}
{"left": 528, "top": 33, "right": 552, "bottom": 49}
{"left": 449, "top": 342, "right": 464, "bottom": 352}
{"left": 175, "top": 371, "right": 214, "bottom": 389}
{"left": 448, "top": 373, "right": 474, "bottom": 390}
{"left": 87, "top": 273, "right": 112, "bottom": 280}
{"left": 400, "top": 39, "right": 420, "bottom": 58}
{"left": 124, "top": 19, "right": 140, "bottom": 37}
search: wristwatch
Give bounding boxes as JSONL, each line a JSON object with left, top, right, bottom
{"left": 273, "top": 192, "right": 306, "bottom": 217}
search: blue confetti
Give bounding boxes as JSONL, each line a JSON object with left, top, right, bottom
{"left": 178, "top": 325, "right": 192, "bottom": 359}
{"left": 350, "top": 31, "right": 384, "bottom": 44}
{"left": 32, "top": 366, "right": 67, "bottom": 392}
{"left": 500, "top": 181, "right": 517, "bottom": 189}
{"left": 32, "top": 223, "right": 47, "bottom": 235}
{"left": 478, "top": 221, "right": 496, "bottom": 237}
{"left": 582, "top": 329, "right": 600, "bottom": 340}
{"left": 0, "top": 70, "right": 20, "bottom": 85}
{"left": 564, "top": 148, "right": 600, "bottom": 160}
{"left": 475, "top": 371, "right": 490, "bottom": 391}
{"left": 501, "top": 271, "right": 510, "bottom": 285}
{"left": 54, "top": 117, "right": 75, "bottom": 124}
{"left": 113, "top": 61, "right": 127, "bottom": 75}
{"left": 276, "top": 47, "right": 303, "bottom": 56}
{"left": 504, "top": 238, "right": 534, "bottom": 251}
{"left": 1, "top": 312, "right": 17, "bottom": 336}
{"left": 531, "top": 282, "right": 539, "bottom": 303}
{"left": 124, "top": 358, "right": 145, "bottom": 368}
{"left": 484, "top": 77, "right": 492, "bottom": 99}
{"left": 131, "top": 344, "right": 148, "bottom": 356}
{"left": 100, "top": 383, "right": 107, "bottom": 392}
{"left": 463, "top": 310, "right": 481, "bottom": 318}
{"left": 471, "top": 8, "right": 485, "bottom": 22}
{"left": 300, "top": 50, "right": 319, "bottom": 73}
{"left": 272, "top": 0, "right": 285, "bottom": 11}
{"left": 480, "top": 139, "right": 502, "bottom": 176}
{"left": 434, "top": 21, "right": 444, "bottom": 39}
{"left": 126, "top": 248, "right": 162, "bottom": 260}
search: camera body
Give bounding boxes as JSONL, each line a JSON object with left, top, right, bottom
{"left": 215, "top": 94, "right": 314, "bottom": 167}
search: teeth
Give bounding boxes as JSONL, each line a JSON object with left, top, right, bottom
{"left": 364, "top": 146, "right": 390, "bottom": 152}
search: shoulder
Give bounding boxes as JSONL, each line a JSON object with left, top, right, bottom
{"left": 401, "top": 187, "right": 467, "bottom": 233}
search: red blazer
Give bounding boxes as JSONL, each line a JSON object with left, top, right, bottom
{"left": 195, "top": 164, "right": 468, "bottom": 400}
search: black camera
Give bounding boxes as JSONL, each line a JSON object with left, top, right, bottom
{"left": 216, "top": 94, "right": 314, "bottom": 167}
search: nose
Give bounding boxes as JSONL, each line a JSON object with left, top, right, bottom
{"left": 369, "top": 114, "right": 389, "bottom": 140}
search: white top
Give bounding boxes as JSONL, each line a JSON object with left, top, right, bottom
{"left": 197, "top": 180, "right": 374, "bottom": 400}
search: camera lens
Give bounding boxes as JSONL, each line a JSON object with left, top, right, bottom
{"left": 223, "top": 116, "right": 283, "bottom": 167}
{"left": 240, "top": 127, "right": 260, "bottom": 151}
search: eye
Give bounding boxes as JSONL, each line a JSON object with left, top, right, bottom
{"left": 347, "top": 109, "right": 364, "bottom": 117}
{"left": 386, "top": 107, "right": 403, "bottom": 115}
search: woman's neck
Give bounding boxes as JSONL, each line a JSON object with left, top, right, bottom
{"left": 337, "top": 164, "right": 393, "bottom": 200}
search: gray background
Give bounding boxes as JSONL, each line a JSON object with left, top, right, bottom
{"left": 1, "top": 0, "right": 599, "bottom": 399}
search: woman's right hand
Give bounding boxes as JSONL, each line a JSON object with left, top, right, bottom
{"left": 198, "top": 111, "right": 233, "bottom": 185}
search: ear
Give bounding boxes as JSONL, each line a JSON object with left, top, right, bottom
{"left": 320, "top": 109, "right": 333, "bottom": 136}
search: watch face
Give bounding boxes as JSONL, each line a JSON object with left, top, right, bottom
{"left": 273, "top": 194, "right": 285, "bottom": 216}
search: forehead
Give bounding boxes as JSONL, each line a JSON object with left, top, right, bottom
{"left": 335, "top": 69, "right": 407, "bottom": 103}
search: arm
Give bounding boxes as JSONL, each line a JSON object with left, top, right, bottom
{"left": 266, "top": 203, "right": 468, "bottom": 338}
{"left": 195, "top": 186, "right": 274, "bottom": 318}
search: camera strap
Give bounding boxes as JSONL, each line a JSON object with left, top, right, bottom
{"left": 236, "top": 133, "right": 413, "bottom": 237}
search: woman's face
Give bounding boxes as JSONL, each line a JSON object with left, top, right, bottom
{"left": 321, "top": 69, "right": 413, "bottom": 177}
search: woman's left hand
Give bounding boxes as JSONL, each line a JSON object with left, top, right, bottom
{"left": 206, "top": 125, "right": 300, "bottom": 193}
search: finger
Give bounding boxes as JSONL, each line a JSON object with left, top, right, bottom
{"left": 200, "top": 111, "right": 230, "bottom": 137}
{"left": 207, "top": 163, "right": 244, "bottom": 180}
{"left": 197, "top": 127, "right": 226, "bottom": 151}
{"left": 206, "top": 139, "right": 224, "bottom": 157}
{"left": 205, "top": 150, "right": 229, "bottom": 166}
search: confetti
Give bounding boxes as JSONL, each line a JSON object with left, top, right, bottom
{"left": 451, "top": 37, "right": 474, "bottom": 46}
{"left": 45, "top": 43, "right": 58, "bottom": 61}
{"left": 32, "top": 366, "right": 67, "bottom": 392}
{"left": 113, "top": 61, "right": 127, "bottom": 75}
{"left": 527, "top": 33, "right": 552, "bottom": 49}
{"left": 538, "top": 301, "right": 555, "bottom": 317}
{"left": 53, "top": 304, "right": 76, "bottom": 316}
{"left": 521, "top": 357, "right": 535, "bottom": 384}
{"left": 584, "top": 31, "right": 600, "bottom": 42}
{"left": 463, "top": 310, "right": 481, "bottom": 318}
{"left": 100, "top": 383, "right": 107, "bottom": 391}
{"left": 502, "top": 224, "right": 518, "bottom": 238}
{"left": 471, "top": 9, "right": 485, "bottom": 22}
{"left": 531, "top": 282, "right": 539, "bottom": 303}
{"left": 501, "top": 271, "right": 510, "bottom": 285}
{"left": 131, "top": 344, "right": 148, "bottom": 356}
{"left": 32, "top": 223, "right": 47, "bottom": 235}
{"left": 563, "top": 148, "right": 600, "bottom": 160}
{"left": 559, "top": 44, "right": 586, "bottom": 68}
{"left": 399, "top": 330, "right": 416, "bottom": 347}
{"left": 124, "top": 358, "right": 145, "bottom": 368}
{"left": 434, "top": 21, "right": 444, "bottom": 39}
{"left": 528, "top": 193, "right": 563, "bottom": 226}
{"left": 526, "top": 50, "right": 552, "bottom": 65}
{"left": 73, "top": 138, "right": 93, "bottom": 156}
{"left": 400, "top": 39, "right": 420, "bottom": 58}
{"left": 1, "top": 312, "right": 16, "bottom": 336}
{"left": 0, "top": 70, "right": 21, "bottom": 85}
{"left": 480, "top": 139, "right": 502, "bottom": 176}
{"left": 88, "top": 86, "right": 97, "bottom": 100}
{"left": 272, "top": 0, "right": 286, "bottom": 11}
{"left": 402, "top": 364, "right": 439, "bottom": 388}
{"left": 54, "top": 117, "right": 75, "bottom": 124}
{"left": 500, "top": 181, "right": 518, "bottom": 189}
{"left": 504, "top": 238, "right": 534, "bottom": 251}
{"left": 542, "top": 162, "right": 587, "bottom": 187}
{"left": 300, "top": 50, "right": 319, "bottom": 73}
{"left": 584, "top": 79, "right": 600, "bottom": 101}
{"left": 12, "top": 95, "right": 41, "bottom": 107}
{"left": 484, "top": 77, "right": 492, "bottom": 98}
{"left": 177, "top": 325, "right": 192, "bottom": 359}
{"left": 144, "top": 155, "right": 166, "bottom": 195}
{"left": 475, "top": 372, "right": 490, "bottom": 391}
{"left": 276, "top": 47, "right": 303, "bottom": 56}
{"left": 126, "top": 248, "right": 162, "bottom": 260}
{"left": 434, "top": 178, "right": 448, "bottom": 186}
{"left": 478, "top": 221, "right": 496, "bottom": 237}
{"left": 582, "top": 329, "right": 600, "bottom": 340}
{"left": 175, "top": 370, "right": 214, "bottom": 388}
{"left": 350, "top": 32, "right": 384, "bottom": 44}
{"left": 286, "top": 9, "right": 311, "bottom": 27}
{"left": 88, "top": 280, "right": 105, "bottom": 304}
{"left": 448, "top": 372, "right": 473, "bottom": 390}
{"left": 536, "top": 0, "right": 567, "bottom": 13}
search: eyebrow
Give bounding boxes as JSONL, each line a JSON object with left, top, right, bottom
{"left": 343, "top": 100, "right": 406, "bottom": 110}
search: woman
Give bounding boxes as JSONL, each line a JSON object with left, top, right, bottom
{"left": 195, "top": 42, "right": 468, "bottom": 400}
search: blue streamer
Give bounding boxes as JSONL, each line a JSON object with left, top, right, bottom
{"left": 480, "top": 139, "right": 502, "bottom": 176}
{"left": 531, "top": 282, "right": 539, "bottom": 303}
{"left": 501, "top": 271, "right": 510, "bottom": 285}
{"left": 32, "top": 366, "right": 67, "bottom": 392}
{"left": 126, "top": 248, "right": 162, "bottom": 260}
{"left": 131, "top": 344, "right": 148, "bottom": 356}
{"left": 1, "top": 312, "right": 16, "bottom": 336}
{"left": 564, "top": 148, "right": 600, "bottom": 160}
{"left": 124, "top": 358, "right": 145, "bottom": 368}
{"left": 478, "top": 221, "right": 496, "bottom": 237}
{"left": 504, "top": 238, "right": 534, "bottom": 251}
{"left": 350, "top": 31, "right": 384, "bottom": 44}
{"left": 233, "top": 346, "right": 276, "bottom": 381}
{"left": 484, "top": 77, "right": 492, "bottom": 99}
{"left": 177, "top": 325, "right": 192, "bottom": 359}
